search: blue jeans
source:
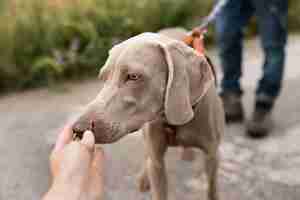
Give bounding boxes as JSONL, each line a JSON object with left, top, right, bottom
{"left": 215, "top": 0, "right": 288, "bottom": 98}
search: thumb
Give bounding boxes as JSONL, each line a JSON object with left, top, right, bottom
{"left": 80, "top": 130, "right": 95, "bottom": 152}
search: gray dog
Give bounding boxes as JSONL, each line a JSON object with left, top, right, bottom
{"left": 72, "top": 31, "right": 225, "bottom": 200}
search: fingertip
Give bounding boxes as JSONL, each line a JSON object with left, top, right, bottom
{"left": 81, "top": 130, "right": 95, "bottom": 151}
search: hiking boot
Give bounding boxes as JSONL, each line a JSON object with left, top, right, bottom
{"left": 220, "top": 91, "right": 244, "bottom": 123}
{"left": 246, "top": 95, "right": 274, "bottom": 138}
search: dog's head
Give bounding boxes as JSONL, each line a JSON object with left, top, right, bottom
{"left": 72, "top": 33, "right": 215, "bottom": 143}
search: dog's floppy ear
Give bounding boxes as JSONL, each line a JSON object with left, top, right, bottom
{"left": 158, "top": 41, "right": 215, "bottom": 125}
{"left": 158, "top": 41, "right": 193, "bottom": 125}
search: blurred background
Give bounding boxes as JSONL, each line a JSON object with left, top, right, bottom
{"left": 0, "top": 0, "right": 211, "bottom": 92}
{"left": 1, "top": 1, "right": 300, "bottom": 200}
{"left": 0, "top": 0, "right": 299, "bottom": 93}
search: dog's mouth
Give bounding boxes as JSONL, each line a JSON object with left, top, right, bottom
{"left": 73, "top": 128, "right": 139, "bottom": 144}
{"left": 72, "top": 121, "right": 130, "bottom": 144}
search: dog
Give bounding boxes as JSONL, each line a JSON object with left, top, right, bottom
{"left": 72, "top": 31, "right": 225, "bottom": 200}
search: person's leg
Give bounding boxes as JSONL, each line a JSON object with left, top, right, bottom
{"left": 247, "top": 0, "right": 288, "bottom": 137}
{"left": 215, "top": 0, "right": 254, "bottom": 122}
{"left": 255, "top": 0, "right": 288, "bottom": 104}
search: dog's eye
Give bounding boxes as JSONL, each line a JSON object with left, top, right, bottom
{"left": 127, "top": 73, "right": 140, "bottom": 81}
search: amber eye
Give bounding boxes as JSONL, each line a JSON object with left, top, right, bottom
{"left": 127, "top": 73, "right": 140, "bottom": 81}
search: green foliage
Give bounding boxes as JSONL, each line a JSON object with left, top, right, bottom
{"left": 289, "top": 0, "right": 300, "bottom": 31}
{"left": 0, "top": 0, "right": 299, "bottom": 92}
{"left": 0, "top": 0, "right": 212, "bottom": 92}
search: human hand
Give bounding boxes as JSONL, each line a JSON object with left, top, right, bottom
{"left": 43, "top": 125, "right": 104, "bottom": 200}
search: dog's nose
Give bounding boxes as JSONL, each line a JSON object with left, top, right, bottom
{"left": 72, "top": 117, "right": 97, "bottom": 137}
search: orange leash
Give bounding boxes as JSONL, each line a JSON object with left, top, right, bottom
{"left": 183, "top": 28, "right": 217, "bottom": 85}
{"left": 182, "top": 0, "right": 232, "bottom": 82}
{"left": 183, "top": 27, "right": 207, "bottom": 56}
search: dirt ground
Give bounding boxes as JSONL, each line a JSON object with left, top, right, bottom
{"left": 1, "top": 35, "right": 300, "bottom": 200}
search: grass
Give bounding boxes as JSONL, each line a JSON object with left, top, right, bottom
{"left": 0, "top": 0, "right": 299, "bottom": 92}
{"left": 0, "top": 0, "right": 212, "bottom": 92}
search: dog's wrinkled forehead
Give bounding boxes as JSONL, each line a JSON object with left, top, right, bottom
{"left": 98, "top": 33, "right": 166, "bottom": 78}
{"left": 110, "top": 33, "right": 172, "bottom": 55}
{"left": 117, "top": 32, "right": 171, "bottom": 47}
{"left": 102, "top": 33, "right": 172, "bottom": 72}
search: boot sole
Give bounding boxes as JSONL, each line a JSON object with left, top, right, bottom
{"left": 246, "top": 129, "right": 268, "bottom": 138}
{"left": 246, "top": 122, "right": 269, "bottom": 138}
{"left": 225, "top": 113, "right": 244, "bottom": 123}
